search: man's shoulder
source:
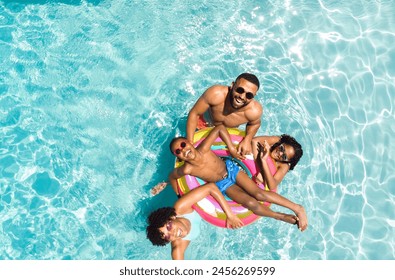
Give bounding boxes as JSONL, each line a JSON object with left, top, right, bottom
{"left": 203, "top": 85, "right": 228, "bottom": 104}
{"left": 245, "top": 100, "right": 263, "bottom": 120}
{"left": 251, "top": 100, "right": 263, "bottom": 111}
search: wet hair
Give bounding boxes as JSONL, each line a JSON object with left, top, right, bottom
{"left": 169, "top": 136, "right": 187, "bottom": 154}
{"left": 270, "top": 134, "right": 303, "bottom": 170}
{"left": 146, "top": 207, "right": 177, "bottom": 246}
{"left": 235, "top": 73, "right": 260, "bottom": 90}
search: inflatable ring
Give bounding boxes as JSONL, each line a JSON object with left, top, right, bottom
{"left": 175, "top": 127, "right": 277, "bottom": 228}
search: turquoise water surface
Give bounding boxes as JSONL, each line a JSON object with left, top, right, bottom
{"left": 1, "top": 0, "right": 394, "bottom": 260}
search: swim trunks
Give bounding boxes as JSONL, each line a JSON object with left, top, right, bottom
{"left": 197, "top": 111, "right": 213, "bottom": 129}
{"left": 179, "top": 211, "right": 202, "bottom": 241}
{"left": 215, "top": 159, "right": 240, "bottom": 194}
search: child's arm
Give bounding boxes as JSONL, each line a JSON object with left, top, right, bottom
{"left": 217, "top": 124, "right": 245, "bottom": 160}
{"left": 199, "top": 125, "right": 244, "bottom": 160}
{"left": 168, "top": 166, "right": 188, "bottom": 196}
{"left": 150, "top": 166, "right": 188, "bottom": 196}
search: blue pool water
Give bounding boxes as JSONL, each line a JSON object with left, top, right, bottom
{"left": 1, "top": 0, "right": 394, "bottom": 260}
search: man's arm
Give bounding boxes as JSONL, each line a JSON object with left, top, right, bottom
{"left": 186, "top": 85, "right": 225, "bottom": 143}
{"left": 237, "top": 103, "right": 262, "bottom": 155}
{"left": 186, "top": 94, "right": 211, "bottom": 143}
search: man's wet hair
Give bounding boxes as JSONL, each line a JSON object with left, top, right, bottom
{"left": 169, "top": 136, "right": 187, "bottom": 154}
{"left": 270, "top": 134, "right": 303, "bottom": 170}
{"left": 235, "top": 73, "right": 260, "bottom": 90}
{"left": 146, "top": 207, "right": 177, "bottom": 246}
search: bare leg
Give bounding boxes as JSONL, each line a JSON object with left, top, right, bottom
{"left": 226, "top": 185, "right": 298, "bottom": 225}
{"left": 235, "top": 172, "right": 308, "bottom": 231}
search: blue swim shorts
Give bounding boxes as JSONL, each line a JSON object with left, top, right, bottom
{"left": 215, "top": 159, "right": 240, "bottom": 194}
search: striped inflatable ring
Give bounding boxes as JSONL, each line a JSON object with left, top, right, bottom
{"left": 175, "top": 127, "right": 276, "bottom": 228}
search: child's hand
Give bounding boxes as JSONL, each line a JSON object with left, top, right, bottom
{"left": 229, "top": 145, "right": 245, "bottom": 160}
{"left": 257, "top": 141, "right": 270, "bottom": 161}
{"left": 226, "top": 214, "right": 244, "bottom": 229}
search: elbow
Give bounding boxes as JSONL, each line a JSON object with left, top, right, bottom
{"left": 216, "top": 124, "right": 226, "bottom": 131}
{"left": 188, "top": 109, "right": 199, "bottom": 120}
{"left": 206, "top": 183, "right": 218, "bottom": 194}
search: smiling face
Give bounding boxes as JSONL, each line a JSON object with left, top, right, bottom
{"left": 158, "top": 217, "right": 190, "bottom": 242}
{"left": 171, "top": 138, "right": 196, "bottom": 160}
{"left": 271, "top": 143, "right": 295, "bottom": 163}
{"left": 229, "top": 78, "right": 259, "bottom": 109}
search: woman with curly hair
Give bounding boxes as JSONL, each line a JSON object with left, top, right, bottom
{"left": 251, "top": 134, "right": 303, "bottom": 191}
{"left": 146, "top": 183, "right": 243, "bottom": 260}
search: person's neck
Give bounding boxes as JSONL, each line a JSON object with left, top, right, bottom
{"left": 185, "top": 149, "right": 203, "bottom": 165}
{"left": 177, "top": 217, "right": 191, "bottom": 234}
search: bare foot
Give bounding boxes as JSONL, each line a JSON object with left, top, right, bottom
{"left": 150, "top": 182, "right": 168, "bottom": 196}
{"left": 294, "top": 205, "right": 308, "bottom": 232}
{"left": 280, "top": 214, "right": 299, "bottom": 225}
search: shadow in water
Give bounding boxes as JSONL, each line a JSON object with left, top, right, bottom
{"left": 131, "top": 116, "right": 188, "bottom": 231}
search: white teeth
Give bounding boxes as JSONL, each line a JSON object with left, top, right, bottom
{"left": 185, "top": 150, "right": 191, "bottom": 157}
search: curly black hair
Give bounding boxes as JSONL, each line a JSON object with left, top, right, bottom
{"left": 146, "top": 207, "right": 176, "bottom": 246}
{"left": 270, "top": 134, "right": 303, "bottom": 170}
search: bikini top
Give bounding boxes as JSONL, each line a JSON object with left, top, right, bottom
{"left": 179, "top": 211, "right": 202, "bottom": 241}
{"left": 266, "top": 156, "right": 277, "bottom": 175}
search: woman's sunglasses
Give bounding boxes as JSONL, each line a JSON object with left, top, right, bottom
{"left": 163, "top": 220, "right": 173, "bottom": 241}
{"left": 234, "top": 87, "right": 254, "bottom": 100}
{"left": 174, "top": 142, "right": 186, "bottom": 155}
{"left": 278, "top": 144, "right": 289, "bottom": 162}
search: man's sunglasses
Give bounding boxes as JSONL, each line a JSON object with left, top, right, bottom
{"left": 234, "top": 87, "right": 254, "bottom": 100}
{"left": 174, "top": 142, "right": 186, "bottom": 155}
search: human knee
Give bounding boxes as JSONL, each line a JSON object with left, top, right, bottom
{"left": 255, "top": 190, "right": 270, "bottom": 202}
{"left": 243, "top": 199, "right": 260, "bottom": 212}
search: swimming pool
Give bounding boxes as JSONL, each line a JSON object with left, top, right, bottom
{"left": 1, "top": 0, "right": 394, "bottom": 260}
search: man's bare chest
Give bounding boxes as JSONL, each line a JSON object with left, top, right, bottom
{"left": 210, "top": 107, "right": 247, "bottom": 127}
